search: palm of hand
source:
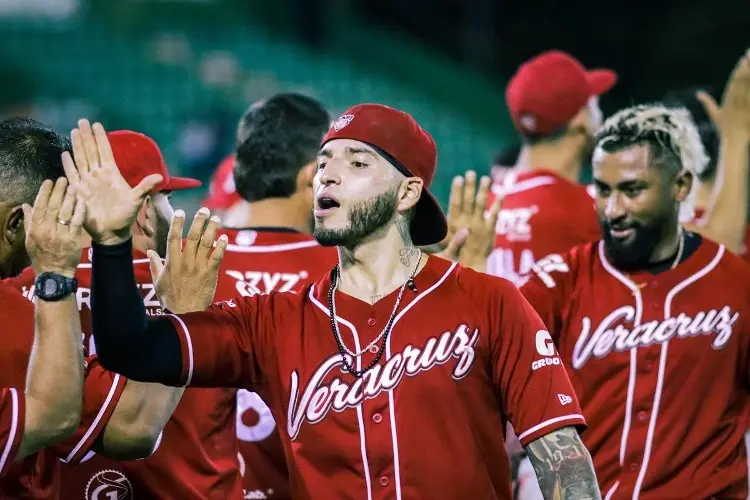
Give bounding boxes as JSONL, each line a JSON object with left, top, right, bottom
{"left": 79, "top": 167, "right": 142, "bottom": 240}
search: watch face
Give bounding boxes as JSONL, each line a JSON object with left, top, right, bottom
{"left": 43, "top": 278, "right": 59, "bottom": 296}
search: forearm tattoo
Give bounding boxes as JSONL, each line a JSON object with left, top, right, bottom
{"left": 524, "top": 426, "right": 601, "bottom": 500}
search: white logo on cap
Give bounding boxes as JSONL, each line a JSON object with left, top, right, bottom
{"left": 332, "top": 114, "right": 354, "bottom": 131}
{"left": 519, "top": 114, "right": 537, "bottom": 133}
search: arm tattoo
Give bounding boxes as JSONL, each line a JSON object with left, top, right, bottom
{"left": 524, "top": 426, "right": 601, "bottom": 500}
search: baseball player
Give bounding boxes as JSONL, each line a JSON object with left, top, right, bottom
{"left": 209, "top": 94, "right": 337, "bottom": 499}
{"left": 203, "top": 153, "right": 249, "bottom": 226}
{"left": 0, "top": 176, "right": 86, "bottom": 479}
{"left": 9, "top": 127, "right": 245, "bottom": 499}
{"left": 76, "top": 106, "right": 601, "bottom": 500}
{"left": 0, "top": 120, "right": 186, "bottom": 498}
{"left": 485, "top": 50, "right": 615, "bottom": 285}
{"left": 520, "top": 103, "right": 750, "bottom": 499}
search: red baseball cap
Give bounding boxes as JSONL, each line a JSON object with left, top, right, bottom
{"left": 203, "top": 154, "right": 242, "bottom": 211}
{"left": 506, "top": 50, "right": 617, "bottom": 136}
{"left": 322, "top": 104, "right": 447, "bottom": 246}
{"left": 108, "top": 130, "right": 201, "bottom": 192}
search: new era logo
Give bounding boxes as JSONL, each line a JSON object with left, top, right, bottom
{"left": 332, "top": 114, "right": 354, "bottom": 131}
{"left": 558, "top": 394, "right": 573, "bottom": 406}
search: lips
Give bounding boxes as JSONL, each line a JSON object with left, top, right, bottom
{"left": 314, "top": 194, "right": 340, "bottom": 217}
{"left": 609, "top": 227, "right": 635, "bottom": 240}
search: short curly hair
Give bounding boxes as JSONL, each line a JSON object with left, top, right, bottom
{"left": 594, "top": 104, "right": 708, "bottom": 222}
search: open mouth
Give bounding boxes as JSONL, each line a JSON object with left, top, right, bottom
{"left": 314, "top": 195, "right": 341, "bottom": 217}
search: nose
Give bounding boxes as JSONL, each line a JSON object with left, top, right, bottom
{"left": 604, "top": 192, "right": 626, "bottom": 220}
{"left": 317, "top": 161, "right": 341, "bottom": 187}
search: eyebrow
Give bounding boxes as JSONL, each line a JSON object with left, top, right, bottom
{"left": 316, "top": 146, "right": 378, "bottom": 159}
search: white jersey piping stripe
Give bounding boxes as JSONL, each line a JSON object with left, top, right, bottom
{"left": 309, "top": 289, "right": 373, "bottom": 500}
{"left": 225, "top": 240, "right": 320, "bottom": 253}
{"left": 631, "top": 245, "right": 723, "bottom": 500}
{"left": 598, "top": 241, "right": 643, "bottom": 500}
{"left": 77, "top": 258, "right": 151, "bottom": 269}
{"left": 517, "top": 414, "right": 586, "bottom": 443}
{"left": 385, "top": 261, "right": 457, "bottom": 500}
{"left": 491, "top": 176, "right": 556, "bottom": 196}
{"left": 63, "top": 374, "right": 121, "bottom": 464}
{"left": 166, "top": 314, "right": 195, "bottom": 387}
{"left": 0, "top": 388, "right": 19, "bottom": 475}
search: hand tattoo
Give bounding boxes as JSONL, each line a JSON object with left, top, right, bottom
{"left": 525, "top": 426, "right": 601, "bottom": 500}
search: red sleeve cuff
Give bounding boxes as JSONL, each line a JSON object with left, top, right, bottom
{"left": 166, "top": 314, "right": 194, "bottom": 386}
{"left": 60, "top": 373, "right": 128, "bottom": 465}
{"left": 0, "top": 389, "right": 24, "bottom": 477}
{"left": 517, "top": 414, "right": 587, "bottom": 448}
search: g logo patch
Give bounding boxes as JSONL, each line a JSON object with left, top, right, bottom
{"left": 85, "top": 469, "right": 133, "bottom": 500}
{"left": 237, "top": 389, "right": 276, "bottom": 442}
{"left": 535, "top": 330, "right": 555, "bottom": 356}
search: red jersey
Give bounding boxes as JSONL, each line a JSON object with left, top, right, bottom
{"left": 521, "top": 238, "right": 750, "bottom": 499}
{"left": 214, "top": 227, "right": 337, "bottom": 499}
{"left": 166, "top": 256, "right": 585, "bottom": 499}
{"left": 0, "top": 388, "right": 24, "bottom": 479}
{"left": 487, "top": 169, "right": 600, "bottom": 285}
{"left": 0, "top": 282, "right": 127, "bottom": 499}
{"left": 11, "top": 249, "right": 242, "bottom": 500}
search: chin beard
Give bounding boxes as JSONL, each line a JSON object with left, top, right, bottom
{"left": 601, "top": 221, "right": 662, "bottom": 269}
{"left": 313, "top": 188, "right": 398, "bottom": 247}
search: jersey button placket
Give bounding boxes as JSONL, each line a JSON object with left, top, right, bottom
{"left": 379, "top": 476, "right": 389, "bottom": 487}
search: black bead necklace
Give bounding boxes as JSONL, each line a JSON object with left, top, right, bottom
{"left": 327, "top": 250, "right": 422, "bottom": 378}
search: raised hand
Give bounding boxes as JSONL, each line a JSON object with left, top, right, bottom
{"left": 62, "top": 119, "right": 163, "bottom": 245}
{"left": 148, "top": 208, "right": 229, "bottom": 314}
{"left": 697, "top": 49, "right": 750, "bottom": 138}
{"left": 23, "top": 178, "right": 86, "bottom": 278}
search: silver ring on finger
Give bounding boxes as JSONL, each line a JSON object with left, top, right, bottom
{"left": 57, "top": 219, "right": 70, "bottom": 226}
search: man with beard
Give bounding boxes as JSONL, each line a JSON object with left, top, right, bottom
{"left": 485, "top": 50, "right": 611, "bottom": 285}
{"left": 519, "top": 102, "right": 750, "bottom": 499}
{"left": 77, "top": 105, "right": 601, "bottom": 500}
{"left": 10, "top": 126, "right": 246, "bottom": 498}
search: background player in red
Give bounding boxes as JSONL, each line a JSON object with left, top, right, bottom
{"left": 203, "top": 153, "right": 249, "bottom": 227}
{"left": 520, "top": 102, "right": 750, "bottom": 499}
{"left": 484, "top": 50, "right": 614, "bottom": 284}
{"left": 80, "top": 106, "right": 601, "bottom": 500}
{"left": 14, "top": 124, "right": 243, "bottom": 499}
{"left": 0, "top": 119, "right": 184, "bottom": 498}
{"left": 0, "top": 176, "right": 87, "bottom": 478}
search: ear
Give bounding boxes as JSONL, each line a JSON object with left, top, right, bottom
{"left": 3, "top": 206, "right": 25, "bottom": 247}
{"left": 135, "top": 198, "right": 155, "bottom": 238}
{"left": 297, "top": 161, "right": 317, "bottom": 190}
{"left": 674, "top": 169, "right": 694, "bottom": 203}
{"left": 397, "top": 177, "right": 424, "bottom": 212}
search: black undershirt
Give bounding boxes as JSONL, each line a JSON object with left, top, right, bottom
{"left": 630, "top": 231, "right": 702, "bottom": 275}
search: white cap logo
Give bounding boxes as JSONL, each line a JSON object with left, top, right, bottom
{"left": 519, "top": 113, "right": 537, "bottom": 133}
{"left": 333, "top": 114, "right": 354, "bottom": 131}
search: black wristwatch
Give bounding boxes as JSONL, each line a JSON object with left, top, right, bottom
{"left": 34, "top": 272, "right": 78, "bottom": 302}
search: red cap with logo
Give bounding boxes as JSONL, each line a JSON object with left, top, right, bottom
{"left": 203, "top": 154, "right": 242, "bottom": 210}
{"left": 322, "top": 103, "right": 447, "bottom": 246}
{"left": 107, "top": 130, "right": 201, "bottom": 192}
{"left": 506, "top": 50, "right": 617, "bottom": 136}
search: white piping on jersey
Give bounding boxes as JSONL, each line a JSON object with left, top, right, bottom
{"left": 599, "top": 241, "right": 725, "bottom": 499}
{"left": 491, "top": 175, "right": 556, "bottom": 197}
{"left": 517, "top": 414, "right": 586, "bottom": 443}
{"left": 598, "top": 242, "right": 644, "bottom": 500}
{"left": 63, "top": 374, "right": 122, "bottom": 464}
{"left": 309, "top": 290, "right": 374, "bottom": 500}
{"left": 745, "top": 431, "right": 750, "bottom": 493}
{"left": 225, "top": 240, "right": 320, "bottom": 253}
{"left": 77, "top": 258, "right": 151, "bottom": 269}
{"left": 166, "top": 314, "right": 195, "bottom": 387}
{"left": 0, "top": 388, "right": 19, "bottom": 474}
{"left": 631, "top": 245, "right": 723, "bottom": 499}
{"left": 384, "top": 261, "right": 457, "bottom": 500}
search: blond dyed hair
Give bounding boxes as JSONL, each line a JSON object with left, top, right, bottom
{"left": 594, "top": 104, "right": 709, "bottom": 222}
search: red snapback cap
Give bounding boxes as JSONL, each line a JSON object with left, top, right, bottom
{"left": 203, "top": 154, "right": 242, "bottom": 210}
{"left": 108, "top": 130, "right": 201, "bottom": 192}
{"left": 506, "top": 50, "right": 617, "bottom": 135}
{"left": 322, "top": 104, "right": 447, "bottom": 246}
